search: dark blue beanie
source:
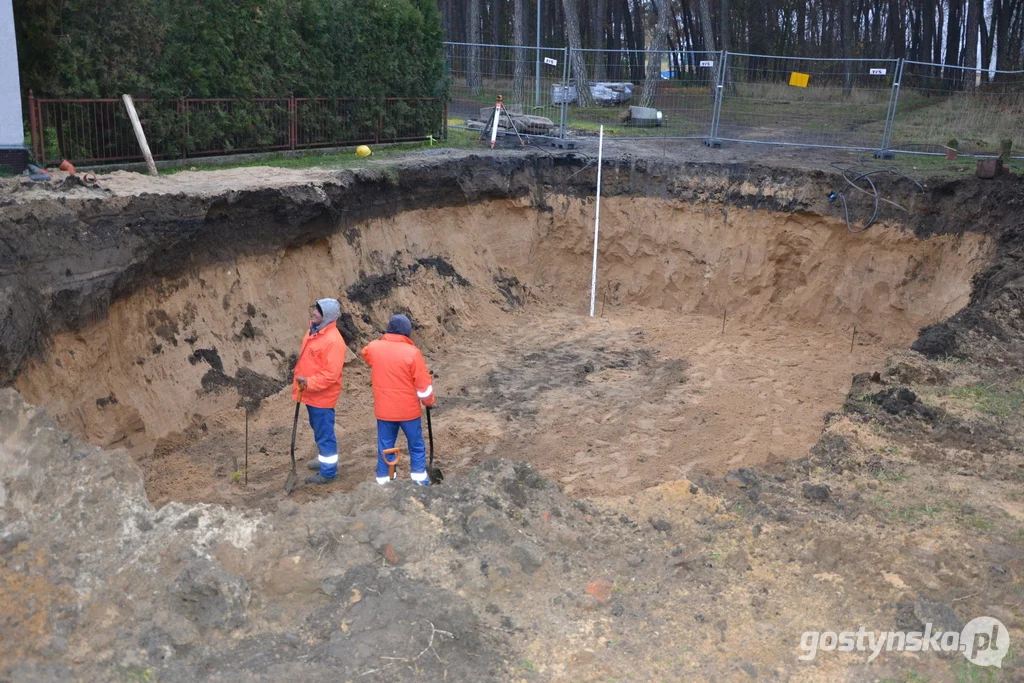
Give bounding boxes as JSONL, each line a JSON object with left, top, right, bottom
{"left": 386, "top": 314, "right": 412, "bottom": 337}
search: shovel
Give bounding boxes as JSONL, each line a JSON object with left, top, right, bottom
{"left": 425, "top": 406, "right": 444, "bottom": 485}
{"left": 285, "top": 388, "right": 303, "bottom": 494}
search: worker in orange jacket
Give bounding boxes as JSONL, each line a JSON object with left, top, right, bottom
{"left": 360, "top": 314, "right": 435, "bottom": 485}
{"left": 293, "top": 298, "right": 346, "bottom": 485}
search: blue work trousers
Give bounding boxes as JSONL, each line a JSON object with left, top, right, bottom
{"left": 307, "top": 406, "right": 338, "bottom": 478}
{"left": 376, "top": 418, "right": 427, "bottom": 482}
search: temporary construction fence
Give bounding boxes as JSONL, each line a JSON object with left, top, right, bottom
{"left": 445, "top": 41, "right": 1024, "bottom": 158}
{"left": 27, "top": 94, "right": 445, "bottom": 166}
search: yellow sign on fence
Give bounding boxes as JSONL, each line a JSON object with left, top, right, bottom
{"left": 789, "top": 72, "right": 810, "bottom": 88}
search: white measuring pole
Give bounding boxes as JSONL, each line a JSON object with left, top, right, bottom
{"left": 489, "top": 100, "right": 502, "bottom": 149}
{"left": 588, "top": 125, "right": 605, "bottom": 317}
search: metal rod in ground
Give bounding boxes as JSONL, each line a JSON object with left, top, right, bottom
{"left": 722, "top": 309, "right": 727, "bottom": 334}
{"left": 244, "top": 409, "right": 249, "bottom": 486}
{"left": 850, "top": 325, "right": 857, "bottom": 354}
{"left": 589, "top": 125, "right": 605, "bottom": 317}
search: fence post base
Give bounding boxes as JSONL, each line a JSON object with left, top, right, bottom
{"left": 873, "top": 150, "right": 895, "bottom": 160}
{"left": 703, "top": 139, "right": 722, "bottom": 148}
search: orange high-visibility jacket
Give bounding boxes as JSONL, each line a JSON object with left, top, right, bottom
{"left": 292, "top": 320, "right": 346, "bottom": 408}
{"left": 360, "top": 333, "right": 435, "bottom": 421}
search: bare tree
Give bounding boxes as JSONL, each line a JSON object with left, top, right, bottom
{"left": 513, "top": 0, "right": 527, "bottom": 104}
{"left": 639, "top": 0, "right": 671, "bottom": 107}
{"left": 562, "top": 0, "right": 594, "bottom": 105}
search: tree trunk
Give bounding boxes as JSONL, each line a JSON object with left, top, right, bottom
{"left": 697, "top": 0, "right": 715, "bottom": 52}
{"left": 467, "top": 0, "right": 482, "bottom": 93}
{"left": 591, "top": 0, "right": 609, "bottom": 80}
{"left": 920, "top": 0, "right": 933, "bottom": 64}
{"left": 842, "top": 0, "right": 853, "bottom": 95}
{"left": 889, "top": 0, "right": 905, "bottom": 59}
{"left": 981, "top": 3, "right": 994, "bottom": 72}
{"left": 994, "top": 0, "right": 1012, "bottom": 71}
{"left": 720, "top": 0, "right": 731, "bottom": 51}
{"left": 797, "top": 3, "right": 806, "bottom": 52}
{"left": 639, "top": 0, "right": 670, "bottom": 107}
{"left": 490, "top": 0, "right": 502, "bottom": 79}
{"left": 513, "top": 0, "right": 527, "bottom": 104}
{"left": 562, "top": 0, "right": 594, "bottom": 105}
{"left": 945, "top": 0, "right": 960, "bottom": 69}
{"left": 965, "top": 0, "right": 981, "bottom": 86}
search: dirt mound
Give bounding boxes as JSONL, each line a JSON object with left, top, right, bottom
{"left": 7, "top": 381, "right": 1024, "bottom": 681}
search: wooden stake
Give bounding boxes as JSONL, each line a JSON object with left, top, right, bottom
{"left": 244, "top": 409, "right": 249, "bottom": 486}
{"left": 121, "top": 94, "right": 158, "bottom": 176}
{"left": 722, "top": 309, "right": 727, "bottom": 334}
{"left": 601, "top": 289, "right": 607, "bottom": 317}
{"left": 850, "top": 325, "right": 857, "bottom": 354}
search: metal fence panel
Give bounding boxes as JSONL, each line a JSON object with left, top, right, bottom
{"left": 716, "top": 54, "right": 898, "bottom": 150}
{"left": 443, "top": 42, "right": 566, "bottom": 138}
{"left": 565, "top": 49, "right": 720, "bottom": 140}
{"left": 890, "top": 61, "right": 1024, "bottom": 157}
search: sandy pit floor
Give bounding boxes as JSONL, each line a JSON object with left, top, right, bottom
{"left": 138, "top": 301, "right": 900, "bottom": 508}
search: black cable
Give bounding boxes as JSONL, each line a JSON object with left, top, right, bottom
{"left": 828, "top": 164, "right": 923, "bottom": 233}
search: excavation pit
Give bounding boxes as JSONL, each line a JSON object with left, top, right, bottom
{"left": 8, "top": 161, "right": 992, "bottom": 509}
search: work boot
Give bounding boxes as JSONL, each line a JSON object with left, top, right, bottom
{"left": 305, "top": 473, "right": 335, "bottom": 485}
{"left": 307, "top": 459, "right": 320, "bottom": 471}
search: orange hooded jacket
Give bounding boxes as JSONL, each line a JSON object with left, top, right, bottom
{"left": 292, "top": 299, "right": 346, "bottom": 408}
{"left": 360, "top": 333, "right": 435, "bottom": 421}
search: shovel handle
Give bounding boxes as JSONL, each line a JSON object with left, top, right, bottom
{"left": 382, "top": 447, "right": 400, "bottom": 481}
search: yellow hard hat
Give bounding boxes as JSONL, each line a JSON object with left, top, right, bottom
{"left": 355, "top": 145, "right": 372, "bottom": 157}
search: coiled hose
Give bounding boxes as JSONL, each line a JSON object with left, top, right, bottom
{"left": 829, "top": 164, "right": 924, "bottom": 233}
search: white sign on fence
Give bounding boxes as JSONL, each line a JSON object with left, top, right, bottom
{"left": 700, "top": 60, "right": 715, "bottom": 68}
{"left": 870, "top": 68, "right": 887, "bottom": 75}
{"left": 544, "top": 57, "right": 558, "bottom": 66}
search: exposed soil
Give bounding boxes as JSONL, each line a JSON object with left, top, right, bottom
{"left": 4, "top": 151, "right": 1024, "bottom": 682}
{"left": 8, "top": 191, "right": 989, "bottom": 509}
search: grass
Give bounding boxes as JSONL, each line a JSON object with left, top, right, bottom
{"left": 960, "top": 515, "right": 997, "bottom": 533}
{"left": 927, "top": 382, "right": 1024, "bottom": 419}
{"left": 950, "top": 647, "right": 1014, "bottom": 682}
{"left": 449, "top": 73, "right": 1024, "bottom": 155}
{"left": 161, "top": 133, "right": 477, "bottom": 175}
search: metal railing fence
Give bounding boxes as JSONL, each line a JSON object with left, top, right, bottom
{"left": 444, "top": 41, "right": 1024, "bottom": 158}
{"left": 27, "top": 95, "right": 445, "bottom": 166}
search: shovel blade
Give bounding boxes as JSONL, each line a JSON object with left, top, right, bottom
{"left": 427, "top": 465, "right": 444, "bottom": 485}
{"left": 284, "top": 469, "right": 298, "bottom": 494}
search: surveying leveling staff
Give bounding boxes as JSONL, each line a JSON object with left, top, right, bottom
{"left": 360, "top": 314, "right": 436, "bottom": 485}
{"left": 294, "top": 298, "right": 346, "bottom": 485}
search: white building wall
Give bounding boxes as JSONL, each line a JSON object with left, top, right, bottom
{"left": 0, "top": 0, "right": 24, "bottom": 148}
